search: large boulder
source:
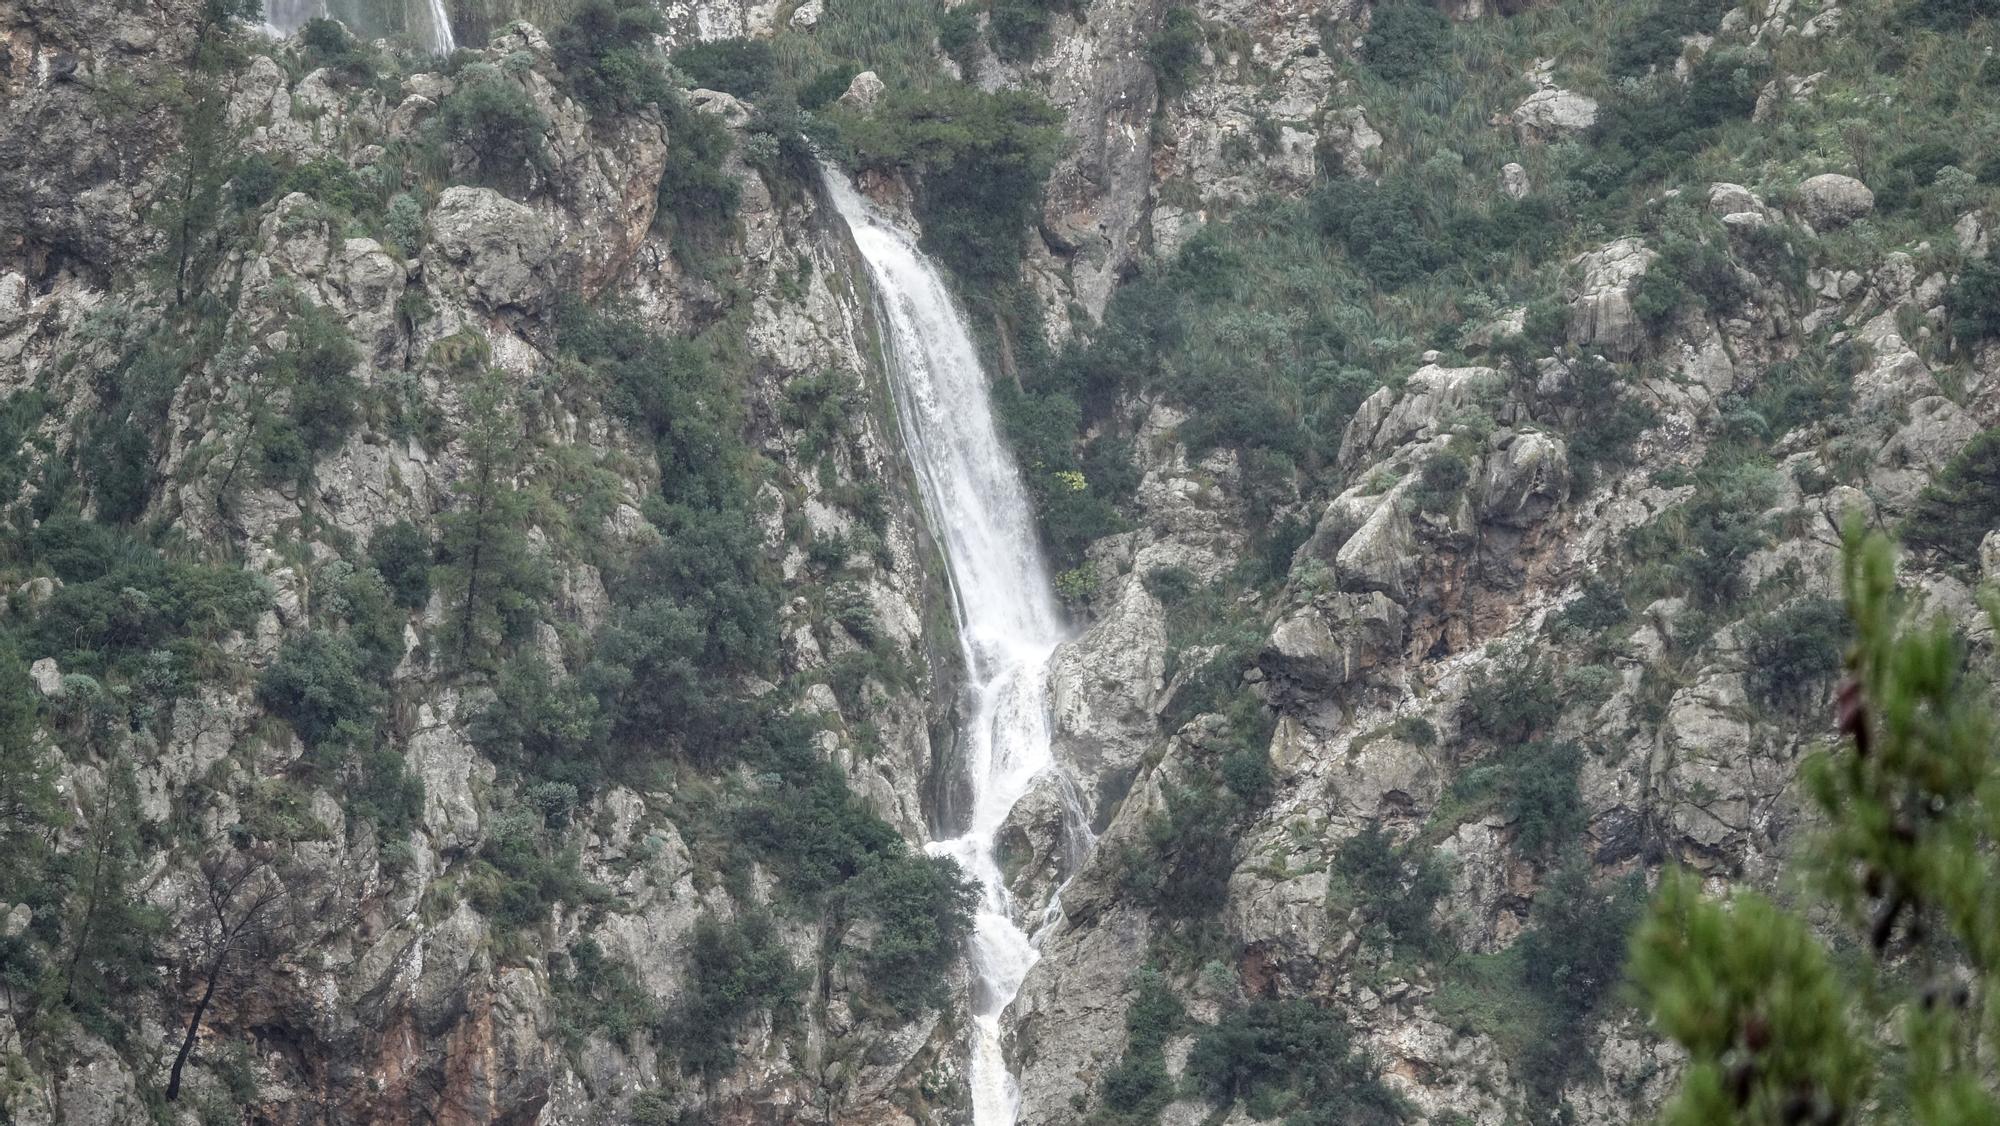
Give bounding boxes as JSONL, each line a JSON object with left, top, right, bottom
{"left": 1512, "top": 88, "right": 1598, "bottom": 142}
{"left": 1479, "top": 430, "right": 1571, "bottom": 528}
{"left": 425, "top": 186, "right": 556, "bottom": 313}
{"left": 1797, "top": 173, "right": 1874, "bottom": 231}
{"left": 838, "top": 69, "right": 886, "bottom": 111}
{"left": 1567, "top": 237, "right": 1657, "bottom": 358}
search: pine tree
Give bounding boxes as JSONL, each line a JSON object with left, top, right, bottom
{"left": 1631, "top": 520, "right": 2000, "bottom": 1123}
{"left": 436, "top": 367, "right": 548, "bottom": 668}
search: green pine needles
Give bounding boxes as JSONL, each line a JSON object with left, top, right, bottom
{"left": 1632, "top": 521, "right": 2000, "bottom": 1124}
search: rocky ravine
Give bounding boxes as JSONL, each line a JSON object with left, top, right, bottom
{"left": 5, "top": 0, "right": 2000, "bottom": 1123}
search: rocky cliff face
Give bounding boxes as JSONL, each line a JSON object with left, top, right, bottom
{"left": 1, "top": 3, "right": 979, "bottom": 1122}
{"left": 990, "top": 1, "right": 2000, "bottom": 1122}
{"left": 6, "top": 0, "right": 2000, "bottom": 1123}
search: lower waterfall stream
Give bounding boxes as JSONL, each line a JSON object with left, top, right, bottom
{"left": 822, "top": 169, "right": 1084, "bottom": 1125}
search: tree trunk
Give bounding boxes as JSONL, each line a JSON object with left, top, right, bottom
{"left": 166, "top": 951, "right": 226, "bottom": 1101}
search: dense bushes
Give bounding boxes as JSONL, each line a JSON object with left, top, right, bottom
{"left": 729, "top": 719, "right": 977, "bottom": 1013}
{"left": 1331, "top": 824, "right": 1450, "bottom": 958}
{"left": 1147, "top": 7, "right": 1205, "bottom": 98}
{"left": 1610, "top": 0, "right": 1733, "bottom": 76}
{"left": 1458, "top": 657, "right": 1561, "bottom": 744}
{"left": 1629, "top": 455, "right": 1779, "bottom": 609}
{"left": 1947, "top": 253, "right": 2000, "bottom": 351}
{"left": 1094, "top": 968, "right": 1185, "bottom": 1121}
{"left": 655, "top": 95, "right": 740, "bottom": 262}
{"left": 668, "top": 913, "right": 804, "bottom": 1076}
{"left": 1362, "top": 1, "right": 1451, "bottom": 84}
{"left": 851, "top": 852, "right": 979, "bottom": 1013}
{"left": 827, "top": 83, "right": 1063, "bottom": 285}
{"left": 253, "top": 303, "right": 363, "bottom": 486}
{"left": 989, "top": 0, "right": 1076, "bottom": 62}
{"left": 1743, "top": 597, "right": 1850, "bottom": 714}
{"left": 367, "top": 521, "right": 433, "bottom": 610}
{"left": 440, "top": 65, "right": 548, "bottom": 189}
{"left": 258, "top": 629, "right": 383, "bottom": 748}
{"left": 1186, "top": 1000, "right": 1403, "bottom": 1125}
{"left": 29, "top": 521, "right": 267, "bottom": 686}
{"left": 672, "top": 37, "right": 778, "bottom": 99}
{"left": 1514, "top": 865, "right": 1645, "bottom": 1099}
{"left": 1441, "top": 737, "right": 1585, "bottom": 860}
{"left": 1585, "top": 50, "right": 1767, "bottom": 192}
{"left": 1904, "top": 427, "right": 2000, "bottom": 563}
{"left": 552, "top": 0, "right": 673, "bottom": 113}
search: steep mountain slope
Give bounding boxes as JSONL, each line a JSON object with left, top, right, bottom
{"left": 3, "top": 0, "right": 2000, "bottom": 1124}
{"left": 2, "top": 4, "right": 981, "bottom": 1122}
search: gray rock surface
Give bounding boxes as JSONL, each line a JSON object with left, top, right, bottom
{"left": 1798, "top": 172, "right": 1875, "bottom": 230}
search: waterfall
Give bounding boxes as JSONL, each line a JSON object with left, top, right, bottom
{"left": 418, "top": 0, "right": 455, "bottom": 55}
{"left": 822, "top": 168, "right": 1074, "bottom": 1125}
{"left": 258, "top": 0, "right": 325, "bottom": 38}
{"left": 257, "top": 0, "right": 454, "bottom": 55}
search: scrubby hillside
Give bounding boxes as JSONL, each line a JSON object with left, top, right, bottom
{"left": 3, "top": 0, "right": 2000, "bottom": 1123}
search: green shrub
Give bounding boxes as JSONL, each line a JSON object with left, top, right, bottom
{"left": 799, "top": 63, "right": 860, "bottom": 109}
{"left": 1142, "top": 565, "right": 1199, "bottom": 606}
{"left": 1743, "top": 596, "right": 1850, "bottom": 714}
{"left": 1587, "top": 50, "right": 1767, "bottom": 191}
{"left": 1459, "top": 656, "right": 1561, "bottom": 744}
{"left": 1504, "top": 740, "right": 1586, "bottom": 859}
{"left": 1514, "top": 864, "right": 1645, "bottom": 1099}
{"left": 1553, "top": 575, "right": 1629, "bottom": 637}
{"left": 367, "top": 521, "right": 433, "bottom": 611}
{"left": 668, "top": 912, "right": 804, "bottom": 1076}
{"left": 1147, "top": 6, "right": 1205, "bottom": 98}
{"left": 1310, "top": 178, "right": 1447, "bottom": 289}
{"left": 29, "top": 533, "right": 267, "bottom": 687}
{"left": 827, "top": 82, "right": 1062, "bottom": 285}
{"left": 1442, "top": 739, "right": 1585, "bottom": 859}
{"left": 1332, "top": 823, "right": 1450, "bottom": 958}
{"left": 1186, "top": 999, "right": 1403, "bottom": 1124}
{"left": 300, "top": 16, "right": 377, "bottom": 81}
{"left": 655, "top": 94, "right": 740, "bottom": 260}
{"left": 255, "top": 303, "right": 363, "bottom": 485}
{"left": 440, "top": 65, "right": 549, "bottom": 189}
{"left": 1609, "top": 0, "right": 1732, "bottom": 76}
{"left": 1873, "top": 139, "right": 1962, "bottom": 214}
{"left": 472, "top": 655, "right": 606, "bottom": 788}
{"left": 989, "top": 0, "right": 1073, "bottom": 62}
{"left": 1363, "top": 1, "right": 1451, "bottom": 84}
{"left": 1903, "top": 0, "right": 2000, "bottom": 28}
{"left": 1946, "top": 254, "right": 2000, "bottom": 351}
{"left": 1409, "top": 449, "right": 1471, "bottom": 514}
{"left": 673, "top": 37, "right": 777, "bottom": 99}
{"left": 552, "top": 0, "right": 673, "bottom": 112}
{"left": 1095, "top": 968, "right": 1185, "bottom": 1119}
{"left": 258, "top": 629, "right": 383, "bottom": 748}
{"left": 852, "top": 853, "right": 979, "bottom": 1014}
{"left": 469, "top": 800, "right": 604, "bottom": 929}
{"left": 1904, "top": 427, "right": 2000, "bottom": 563}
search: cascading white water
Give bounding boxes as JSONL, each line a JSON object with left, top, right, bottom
{"left": 822, "top": 169, "right": 1073, "bottom": 1125}
{"left": 258, "top": 0, "right": 454, "bottom": 54}
{"left": 418, "top": 0, "right": 456, "bottom": 55}
{"left": 259, "top": 0, "right": 326, "bottom": 39}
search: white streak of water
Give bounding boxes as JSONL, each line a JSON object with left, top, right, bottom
{"left": 822, "top": 167, "right": 1074, "bottom": 1126}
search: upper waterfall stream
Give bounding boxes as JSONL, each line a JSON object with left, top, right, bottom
{"left": 822, "top": 168, "right": 1076, "bottom": 1125}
